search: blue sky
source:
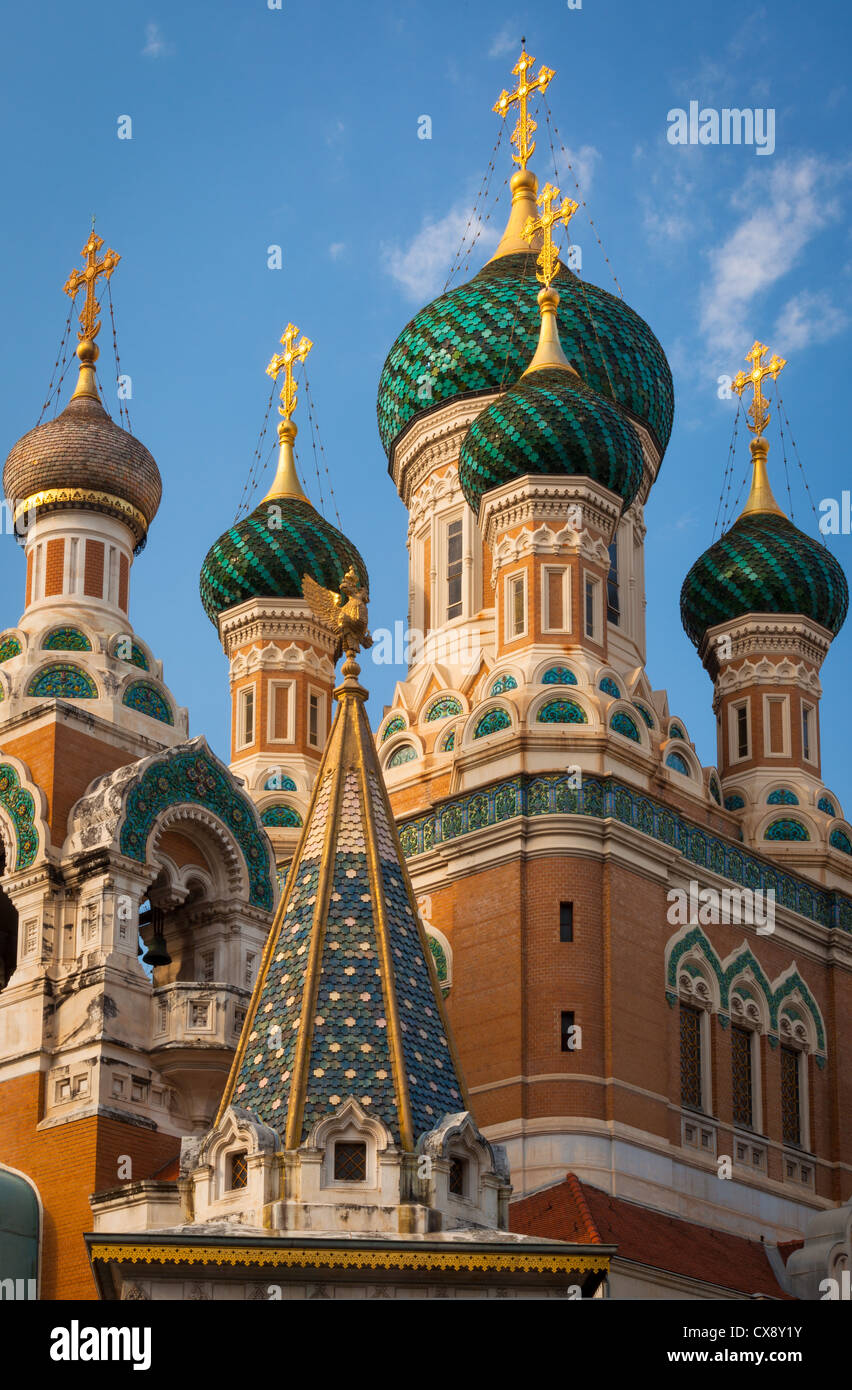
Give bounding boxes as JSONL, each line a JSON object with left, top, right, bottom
{"left": 1, "top": 0, "right": 850, "bottom": 801}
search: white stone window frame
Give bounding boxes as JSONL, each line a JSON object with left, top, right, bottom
{"left": 315, "top": 1111, "right": 387, "bottom": 1193}
{"left": 187, "top": 997, "right": 213, "bottom": 1034}
{"left": 267, "top": 678, "right": 296, "bottom": 746}
{"left": 541, "top": 563, "right": 571, "bottom": 635}
{"left": 728, "top": 698, "right": 751, "bottom": 765}
{"left": 503, "top": 568, "right": 528, "bottom": 644}
{"left": 582, "top": 570, "right": 603, "bottom": 643}
{"left": 762, "top": 692, "right": 792, "bottom": 759}
{"left": 307, "top": 685, "right": 327, "bottom": 750}
{"left": 779, "top": 1034, "right": 811, "bottom": 1155}
{"left": 236, "top": 682, "right": 257, "bottom": 752}
{"left": 729, "top": 998, "right": 765, "bottom": 1136}
{"left": 677, "top": 961, "right": 718, "bottom": 1118}
{"left": 801, "top": 699, "right": 818, "bottom": 767}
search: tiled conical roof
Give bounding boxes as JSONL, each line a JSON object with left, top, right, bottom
{"left": 217, "top": 659, "right": 468, "bottom": 1150}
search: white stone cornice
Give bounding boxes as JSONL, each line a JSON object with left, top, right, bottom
{"left": 490, "top": 522, "right": 609, "bottom": 584}
{"left": 390, "top": 395, "right": 497, "bottom": 508}
{"left": 219, "top": 596, "right": 336, "bottom": 659}
{"left": 229, "top": 641, "right": 335, "bottom": 682}
{"left": 407, "top": 464, "right": 463, "bottom": 535}
{"left": 712, "top": 656, "right": 823, "bottom": 708}
{"left": 479, "top": 475, "right": 622, "bottom": 550}
{"left": 700, "top": 614, "right": 833, "bottom": 679}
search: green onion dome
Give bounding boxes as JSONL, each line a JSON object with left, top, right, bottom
{"left": 200, "top": 422, "right": 367, "bottom": 625}
{"left": 377, "top": 250, "right": 673, "bottom": 463}
{"left": 458, "top": 363, "right": 645, "bottom": 515}
{"left": 680, "top": 509, "right": 848, "bottom": 649}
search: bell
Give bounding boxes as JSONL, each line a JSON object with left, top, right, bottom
{"left": 142, "top": 931, "right": 171, "bottom": 967}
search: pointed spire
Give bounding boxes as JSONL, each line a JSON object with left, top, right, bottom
{"left": 261, "top": 418, "right": 308, "bottom": 503}
{"left": 488, "top": 168, "right": 543, "bottom": 262}
{"left": 739, "top": 436, "right": 785, "bottom": 518}
{"left": 216, "top": 606, "right": 469, "bottom": 1151}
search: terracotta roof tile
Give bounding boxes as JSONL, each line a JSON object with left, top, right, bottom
{"left": 510, "top": 1173, "right": 792, "bottom": 1299}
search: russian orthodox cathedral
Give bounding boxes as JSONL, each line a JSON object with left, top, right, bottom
{"left": 0, "top": 48, "right": 850, "bottom": 1302}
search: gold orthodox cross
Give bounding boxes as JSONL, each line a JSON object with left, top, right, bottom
{"left": 731, "top": 341, "right": 786, "bottom": 436}
{"left": 266, "top": 322, "right": 313, "bottom": 420}
{"left": 493, "top": 46, "right": 555, "bottom": 168}
{"left": 63, "top": 230, "right": 121, "bottom": 341}
{"left": 522, "top": 182, "right": 578, "bottom": 285}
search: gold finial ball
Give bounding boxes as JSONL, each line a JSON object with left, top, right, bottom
{"left": 341, "top": 654, "right": 361, "bottom": 681}
{"left": 76, "top": 337, "right": 99, "bottom": 365}
{"left": 511, "top": 168, "right": 537, "bottom": 195}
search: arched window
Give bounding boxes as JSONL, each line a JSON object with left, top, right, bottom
{"left": 489, "top": 674, "right": 518, "bottom": 697}
{"left": 0, "top": 1167, "right": 40, "bottom": 1297}
{"left": 260, "top": 804, "right": 302, "bottom": 828}
{"left": 610, "top": 711, "right": 640, "bottom": 743}
{"left": 122, "top": 682, "right": 174, "bottom": 725}
{"left": 381, "top": 716, "right": 406, "bottom": 743}
{"left": 474, "top": 708, "right": 512, "bottom": 738}
{"left": 425, "top": 697, "right": 462, "bottom": 722}
{"left": 26, "top": 664, "right": 96, "bottom": 699}
{"left": 599, "top": 676, "right": 621, "bottom": 698}
{"left": 765, "top": 819, "right": 809, "bottom": 842}
{"left": 541, "top": 666, "right": 577, "bottom": 686}
{"left": 665, "top": 751, "right": 690, "bottom": 775}
{"left": 537, "top": 699, "right": 587, "bottom": 725}
{"left": 767, "top": 788, "right": 799, "bottom": 806}
{"left": 388, "top": 744, "right": 417, "bottom": 768}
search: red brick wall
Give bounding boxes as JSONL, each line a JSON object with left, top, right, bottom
{"left": 44, "top": 539, "right": 65, "bottom": 598}
{"left": 83, "top": 540, "right": 104, "bottom": 599}
{"left": 118, "top": 553, "right": 129, "bottom": 612}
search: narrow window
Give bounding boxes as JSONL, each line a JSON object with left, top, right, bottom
{"left": 308, "top": 692, "right": 322, "bottom": 748}
{"left": 239, "top": 687, "right": 255, "bottom": 748}
{"left": 606, "top": 540, "right": 620, "bottom": 626}
{"left": 334, "top": 1141, "right": 367, "bottom": 1182}
{"left": 731, "top": 1025, "right": 753, "bottom": 1128}
{"left": 200, "top": 949, "right": 215, "bottom": 982}
{"left": 801, "top": 705, "right": 812, "bottom": 762}
{"left": 544, "top": 566, "right": 567, "bottom": 632}
{"left": 560, "top": 1009, "right": 576, "bottom": 1053}
{"left": 736, "top": 704, "right": 749, "bottom": 760}
{"left": 766, "top": 696, "right": 786, "bottom": 755}
{"left": 272, "top": 682, "right": 290, "bottom": 741}
{"left": 448, "top": 1157, "right": 466, "bottom": 1196}
{"left": 244, "top": 952, "right": 256, "bottom": 989}
{"left": 505, "top": 573, "right": 526, "bottom": 640}
{"left": 559, "top": 901, "right": 574, "bottom": 942}
{"left": 446, "top": 518, "right": 463, "bottom": 621}
{"left": 680, "top": 1003, "right": 703, "bottom": 1109}
{"left": 229, "top": 1151, "right": 248, "bottom": 1190}
{"left": 780, "top": 1046, "right": 801, "bottom": 1146}
{"left": 584, "top": 576, "right": 598, "bottom": 640}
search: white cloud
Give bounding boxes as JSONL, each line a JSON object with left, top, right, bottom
{"left": 551, "top": 144, "right": 600, "bottom": 200}
{"left": 142, "top": 22, "right": 173, "bottom": 58}
{"left": 773, "top": 290, "right": 848, "bottom": 352}
{"left": 329, "top": 242, "right": 345, "bottom": 260}
{"left": 489, "top": 24, "right": 521, "bottom": 60}
{"left": 382, "top": 204, "right": 501, "bottom": 302}
{"left": 698, "top": 155, "right": 847, "bottom": 361}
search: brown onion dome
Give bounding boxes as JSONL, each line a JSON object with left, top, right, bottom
{"left": 4, "top": 344, "right": 161, "bottom": 552}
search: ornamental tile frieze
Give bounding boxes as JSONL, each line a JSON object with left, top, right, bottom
{"left": 397, "top": 773, "right": 852, "bottom": 934}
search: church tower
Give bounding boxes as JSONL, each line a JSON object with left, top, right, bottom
{"left": 681, "top": 342, "right": 848, "bottom": 858}
{"left": 370, "top": 48, "right": 852, "bottom": 1249}
{"left": 200, "top": 324, "right": 368, "bottom": 870}
{"left": 0, "top": 233, "right": 276, "bottom": 1298}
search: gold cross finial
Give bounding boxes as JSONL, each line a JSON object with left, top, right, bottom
{"left": 493, "top": 46, "right": 555, "bottom": 169}
{"left": 731, "top": 340, "right": 786, "bottom": 437}
{"left": 522, "top": 182, "right": 578, "bottom": 285}
{"left": 266, "top": 322, "right": 313, "bottom": 421}
{"left": 63, "top": 230, "right": 121, "bottom": 342}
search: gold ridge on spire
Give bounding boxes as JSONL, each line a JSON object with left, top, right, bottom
{"left": 731, "top": 341, "right": 787, "bottom": 519}
{"left": 261, "top": 323, "right": 314, "bottom": 504}
{"left": 521, "top": 184, "right": 579, "bottom": 376}
{"left": 493, "top": 45, "right": 555, "bottom": 169}
{"left": 63, "top": 227, "right": 121, "bottom": 403}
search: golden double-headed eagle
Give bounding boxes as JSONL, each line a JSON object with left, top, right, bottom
{"left": 303, "top": 567, "right": 372, "bottom": 661}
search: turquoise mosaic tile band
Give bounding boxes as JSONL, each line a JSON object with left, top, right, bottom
{"left": 396, "top": 772, "right": 852, "bottom": 933}
{"left": 0, "top": 635, "right": 22, "bottom": 663}
{"left": 681, "top": 511, "right": 848, "bottom": 647}
{"left": 26, "top": 664, "right": 96, "bottom": 699}
{"left": 42, "top": 627, "right": 91, "bottom": 651}
{"left": 200, "top": 496, "right": 368, "bottom": 624}
{"left": 458, "top": 365, "right": 644, "bottom": 514}
{"left": 122, "top": 680, "right": 174, "bottom": 724}
{"left": 377, "top": 252, "right": 674, "bottom": 458}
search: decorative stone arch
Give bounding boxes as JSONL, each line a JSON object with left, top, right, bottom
{"left": 763, "top": 783, "right": 803, "bottom": 807}
{"left": 666, "top": 717, "right": 690, "bottom": 742}
{"left": 527, "top": 688, "right": 597, "bottom": 730}
{"left": 38, "top": 621, "right": 96, "bottom": 653}
{"left": 379, "top": 710, "right": 409, "bottom": 744}
{"left": 148, "top": 804, "right": 249, "bottom": 904}
{"left": 253, "top": 767, "right": 300, "bottom": 794}
{"left": 728, "top": 966, "right": 771, "bottom": 1035}
{"left": 421, "top": 918, "right": 452, "bottom": 993}
{"left": 0, "top": 757, "right": 50, "bottom": 873}
{"left": 308, "top": 1097, "right": 393, "bottom": 1191}
{"left": 258, "top": 799, "right": 305, "bottom": 829}
{"left": 772, "top": 964, "right": 826, "bottom": 1057}
{"left": 606, "top": 699, "right": 650, "bottom": 750}
{"left": 827, "top": 819, "right": 852, "bottom": 858}
{"left": 420, "top": 690, "right": 467, "bottom": 725}
{"left": 64, "top": 736, "right": 275, "bottom": 913}
{"left": 532, "top": 657, "right": 581, "bottom": 688}
{"left": 594, "top": 666, "right": 625, "bottom": 701}
{"left": 462, "top": 700, "right": 516, "bottom": 747}
{"left": 665, "top": 925, "right": 724, "bottom": 1014}
{"left": 722, "top": 785, "right": 749, "bottom": 813}
{"left": 26, "top": 662, "right": 98, "bottom": 701}
{"left": 417, "top": 1111, "right": 509, "bottom": 1209}
{"left": 191, "top": 1104, "right": 281, "bottom": 1209}
{"left": 381, "top": 730, "right": 424, "bottom": 772}
{"left": 814, "top": 787, "right": 842, "bottom": 818}
{"left": 479, "top": 665, "right": 523, "bottom": 702}
{"left": 661, "top": 739, "right": 703, "bottom": 787}
{"left": 757, "top": 810, "right": 817, "bottom": 844}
